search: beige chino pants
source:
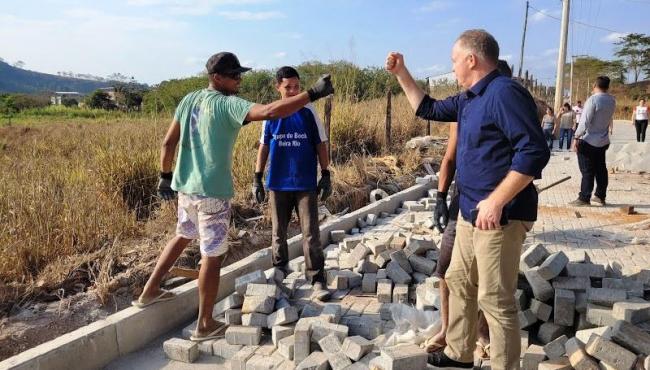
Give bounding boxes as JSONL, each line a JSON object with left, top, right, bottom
{"left": 443, "top": 217, "right": 533, "bottom": 370}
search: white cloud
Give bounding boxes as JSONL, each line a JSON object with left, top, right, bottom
{"left": 418, "top": 1, "right": 451, "bottom": 12}
{"left": 278, "top": 32, "right": 302, "bottom": 39}
{"left": 184, "top": 56, "right": 205, "bottom": 66}
{"left": 542, "top": 48, "right": 558, "bottom": 56}
{"left": 500, "top": 54, "right": 513, "bottom": 61}
{"left": 424, "top": 64, "right": 445, "bottom": 72}
{"left": 62, "top": 7, "right": 183, "bottom": 30}
{"left": 273, "top": 51, "right": 287, "bottom": 58}
{"left": 217, "top": 10, "right": 284, "bottom": 20}
{"left": 600, "top": 32, "right": 628, "bottom": 43}
{"left": 0, "top": 11, "right": 192, "bottom": 83}
{"left": 126, "top": 0, "right": 273, "bottom": 16}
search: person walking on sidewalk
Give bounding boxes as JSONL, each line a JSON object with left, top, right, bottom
{"left": 573, "top": 100, "right": 583, "bottom": 129}
{"left": 557, "top": 103, "right": 576, "bottom": 151}
{"left": 252, "top": 66, "right": 331, "bottom": 301}
{"left": 132, "top": 52, "right": 334, "bottom": 341}
{"left": 569, "top": 76, "right": 616, "bottom": 207}
{"left": 632, "top": 98, "right": 648, "bottom": 142}
{"left": 541, "top": 107, "right": 556, "bottom": 149}
{"left": 386, "top": 29, "right": 550, "bottom": 370}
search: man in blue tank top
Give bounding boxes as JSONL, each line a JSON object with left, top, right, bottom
{"left": 252, "top": 66, "right": 332, "bottom": 300}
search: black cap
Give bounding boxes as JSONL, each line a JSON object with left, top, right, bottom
{"left": 206, "top": 52, "right": 251, "bottom": 75}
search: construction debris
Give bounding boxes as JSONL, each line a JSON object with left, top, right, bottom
{"left": 161, "top": 190, "right": 650, "bottom": 369}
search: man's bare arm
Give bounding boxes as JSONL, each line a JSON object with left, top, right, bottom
{"left": 246, "top": 93, "right": 311, "bottom": 122}
{"left": 316, "top": 143, "right": 330, "bottom": 170}
{"left": 438, "top": 123, "right": 458, "bottom": 193}
{"left": 385, "top": 52, "right": 425, "bottom": 111}
{"left": 255, "top": 144, "right": 270, "bottom": 173}
{"left": 476, "top": 171, "right": 534, "bottom": 230}
{"left": 161, "top": 120, "right": 180, "bottom": 172}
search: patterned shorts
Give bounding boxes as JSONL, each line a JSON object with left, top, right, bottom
{"left": 176, "top": 193, "right": 230, "bottom": 257}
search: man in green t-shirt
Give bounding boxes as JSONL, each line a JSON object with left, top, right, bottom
{"left": 132, "top": 52, "right": 334, "bottom": 341}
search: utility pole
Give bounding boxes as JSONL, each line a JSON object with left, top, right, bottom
{"left": 518, "top": 1, "right": 529, "bottom": 79}
{"left": 553, "top": 0, "right": 570, "bottom": 115}
{"left": 570, "top": 56, "right": 574, "bottom": 104}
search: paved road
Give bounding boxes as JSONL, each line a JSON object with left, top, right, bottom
{"left": 105, "top": 121, "right": 650, "bottom": 370}
{"left": 531, "top": 120, "right": 650, "bottom": 275}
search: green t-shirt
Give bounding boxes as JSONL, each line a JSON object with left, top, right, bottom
{"left": 171, "top": 88, "right": 254, "bottom": 199}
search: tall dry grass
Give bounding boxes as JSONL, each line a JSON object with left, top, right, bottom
{"left": 0, "top": 93, "right": 446, "bottom": 314}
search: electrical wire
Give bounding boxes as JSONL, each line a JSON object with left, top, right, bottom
{"left": 528, "top": 4, "right": 627, "bottom": 34}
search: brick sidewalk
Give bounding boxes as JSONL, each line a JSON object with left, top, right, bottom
{"left": 528, "top": 121, "right": 650, "bottom": 276}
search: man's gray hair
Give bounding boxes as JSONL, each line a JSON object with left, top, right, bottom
{"left": 456, "top": 29, "right": 499, "bottom": 65}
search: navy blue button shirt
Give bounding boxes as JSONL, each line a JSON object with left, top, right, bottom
{"left": 416, "top": 70, "right": 550, "bottom": 222}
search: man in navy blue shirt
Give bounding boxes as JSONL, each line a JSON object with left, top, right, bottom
{"left": 386, "top": 29, "right": 549, "bottom": 370}
{"left": 252, "top": 66, "right": 332, "bottom": 300}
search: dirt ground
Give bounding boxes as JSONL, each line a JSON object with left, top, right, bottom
{"left": 0, "top": 224, "right": 275, "bottom": 361}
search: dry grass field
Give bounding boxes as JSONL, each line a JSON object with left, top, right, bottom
{"left": 0, "top": 93, "right": 451, "bottom": 318}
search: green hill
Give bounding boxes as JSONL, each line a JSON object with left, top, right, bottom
{"left": 0, "top": 61, "right": 112, "bottom": 94}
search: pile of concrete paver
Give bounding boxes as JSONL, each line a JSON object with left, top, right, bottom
{"left": 518, "top": 243, "right": 650, "bottom": 369}
{"left": 161, "top": 187, "right": 441, "bottom": 369}
{"left": 160, "top": 185, "right": 650, "bottom": 370}
{"left": 607, "top": 142, "right": 650, "bottom": 173}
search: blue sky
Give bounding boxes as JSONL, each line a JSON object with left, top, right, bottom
{"left": 1, "top": 0, "right": 648, "bottom": 85}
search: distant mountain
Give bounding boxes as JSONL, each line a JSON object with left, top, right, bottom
{"left": 0, "top": 61, "right": 113, "bottom": 94}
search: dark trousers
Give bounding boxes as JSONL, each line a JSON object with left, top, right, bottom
{"left": 558, "top": 128, "right": 573, "bottom": 150}
{"left": 635, "top": 119, "right": 648, "bottom": 142}
{"left": 543, "top": 128, "right": 553, "bottom": 149}
{"left": 270, "top": 190, "right": 325, "bottom": 283}
{"left": 577, "top": 141, "right": 609, "bottom": 202}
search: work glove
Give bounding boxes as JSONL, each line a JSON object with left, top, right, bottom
{"left": 307, "top": 74, "right": 334, "bottom": 102}
{"left": 252, "top": 172, "right": 265, "bottom": 204}
{"left": 317, "top": 169, "right": 332, "bottom": 201}
{"left": 157, "top": 172, "right": 176, "bottom": 201}
{"left": 433, "top": 191, "right": 449, "bottom": 233}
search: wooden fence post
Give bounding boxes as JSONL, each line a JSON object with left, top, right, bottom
{"left": 385, "top": 91, "right": 392, "bottom": 152}
{"left": 324, "top": 96, "right": 332, "bottom": 158}
{"left": 425, "top": 78, "right": 431, "bottom": 136}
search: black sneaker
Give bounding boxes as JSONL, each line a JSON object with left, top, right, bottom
{"left": 591, "top": 196, "right": 606, "bottom": 206}
{"left": 428, "top": 351, "right": 473, "bottom": 369}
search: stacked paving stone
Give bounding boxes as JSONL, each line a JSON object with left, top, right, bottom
{"left": 518, "top": 243, "right": 650, "bottom": 369}
{"left": 162, "top": 193, "right": 441, "bottom": 368}
{"left": 162, "top": 187, "right": 650, "bottom": 369}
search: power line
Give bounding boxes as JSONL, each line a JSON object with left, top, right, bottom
{"left": 528, "top": 4, "right": 625, "bottom": 34}
{"left": 618, "top": 0, "right": 650, "bottom": 4}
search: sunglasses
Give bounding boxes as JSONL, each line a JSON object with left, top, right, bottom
{"left": 221, "top": 72, "right": 242, "bottom": 81}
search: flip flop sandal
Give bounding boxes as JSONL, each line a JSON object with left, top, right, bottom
{"left": 475, "top": 341, "right": 490, "bottom": 360}
{"left": 131, "top": 290, "right": 176, "bottom": 308}
{"left": 420, "top": 338, "right": 445, "bottom": 353}
{"left": 190, "top": 322, "right": 228, "bottom": 342}
{"left": 425, "top": 342, "right": 445, "bottom": 353}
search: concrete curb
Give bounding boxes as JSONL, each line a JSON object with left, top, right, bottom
{"left": 0, "top": 182, "right": 434, "bottom": 370}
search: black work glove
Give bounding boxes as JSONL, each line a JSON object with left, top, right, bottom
{"left": 307, "top": 74, "right": 334, "bottom": 102}
{"left": 317, "top": 169, "right": 332, "bottom": 201}
{"left": 157, "top": 172, "right": 176, "bottom": 201}
{"left": 252, "top": 172, "right": 265, "bottom": 204}
{"left": 433, "top": 191, "right": 449, "bottom": 233}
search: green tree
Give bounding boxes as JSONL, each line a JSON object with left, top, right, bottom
{"left": 85, "top": 90, "right": 115, "bottom": 110}
{"left": 61, "top": 97, "right": 79, "bottom": 107}
{"left": 0, "top": 95, "right": 18, "bottom": 123}
{"left": 113, "top": 83, "right": 146, "bottom": 111}
{"left": 238, "top": 70, "right": 276, "bottom": 103}
{"left": 564, "top": 56, "right": 626, "bottom": 101}
{"left": 614, "top": 33, "right": 650, "bottom": 83}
